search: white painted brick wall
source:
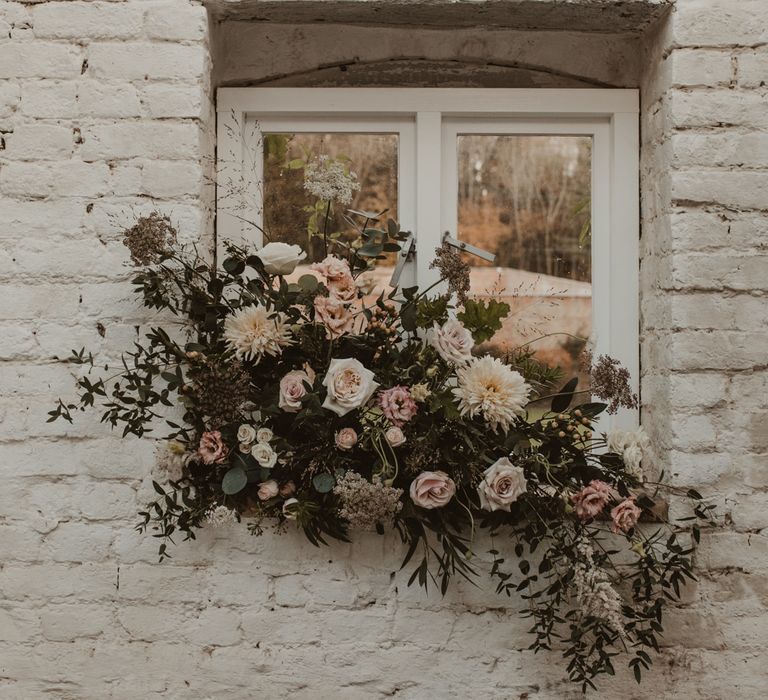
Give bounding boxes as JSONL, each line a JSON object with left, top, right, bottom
{"left": 1, "top": 0, "right": 767, "bottom": 697}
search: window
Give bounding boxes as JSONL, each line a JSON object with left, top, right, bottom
{"left": 217, "top": 88, "right": 639, "bottom": 428}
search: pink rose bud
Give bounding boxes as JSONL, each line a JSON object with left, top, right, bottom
{"left": 257, "top": 479, "right": 279, "bottom": 501}
{"left": 335, "top": 427, "right": 358, "bottom": 451}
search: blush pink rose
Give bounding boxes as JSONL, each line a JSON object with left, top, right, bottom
{"left": 279, "top": 365, "right": 315, "bottom": 413}
{"left": 314, "top": 296, "right": 355, "bottom": 339}
{"left": 311, "top": 255, "right": 351, "bottom": 282}
{"left": 279, "top": 481, "right": 296, "bottom": 497}
{"left": 378, "top": 385, "right": 418, "bottom": 427}
{"left": 571, "top": 480, "right": 614, "bottom": 520}
{"left": 328, "top": 274, "right": 358, "bottom": 303}
{"left": 410, "top": 471, "right": 456, "bottom": 509}
{"left": 198, "top": 431, "right": 229, "bottom": 465}
{"left": 335, "top": 427, "right": 358, "bottom": 450}
{"left": 257, "top": 479, "right": 279, "bottom": 501}
{"left": 610, "top": 497, "right": 642, "bottom": 534}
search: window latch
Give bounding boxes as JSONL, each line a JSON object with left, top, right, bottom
{"left": 388, "top": 232, "right": 415, "bottom": 287}
{"left": 388, "top": 231, "right": 495, "bottom": 288}
{"left": 442, "top": 232, "right": 496, "bottom": 263}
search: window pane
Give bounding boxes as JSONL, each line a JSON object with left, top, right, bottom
{"left": 457, "top": 135, "right": 592, "bottom": 384}
{"left": 262, "top": 132, "right": 398, "bottom": 294}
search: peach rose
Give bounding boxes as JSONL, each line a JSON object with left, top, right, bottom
{"left": 571, "top": 480, "right": 614, "bottom": 520}
{"left": 257, "top": 479, "right": 279, "bottom": 501}
{"left": 335, "top": 427, "right": 358, "bottom": 451}
{"left": 311, "top": 254, "right": 351, "bottom": 282}
{"left": 322, "top": 358, "right": 379, "bottom": 417}
{"left": 410, "top": 471, "right": 456, "bottom": 509}
{"left": 610, "top": 497, "right": 642, "bottom": 534}
{"left": 328, "top": 274, "right": 358, "bottom": 303}
{"left": 279, "top": 481, "right": 296, "bottom": 497}
{"left": 314, "top": 296, "right": 354, "bottom": 339}
{"left": 198, "top": 431, "right": 228, "bottom": 465}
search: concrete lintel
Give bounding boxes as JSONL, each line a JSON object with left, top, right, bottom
{"left": 204, "top": 0, "right": 672, "bottom": 34}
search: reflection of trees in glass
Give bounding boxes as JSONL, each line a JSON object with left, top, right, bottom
{"left": 262, "top": 133, "right": 398, "bottom": 263}
{"left": 458, "top": 136, "right": 591, "bottom": 282}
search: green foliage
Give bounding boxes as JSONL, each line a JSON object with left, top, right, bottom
{"left": 457, "top": 298, "right": 510, "bottom": 343}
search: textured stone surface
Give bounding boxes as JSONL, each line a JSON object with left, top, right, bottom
{"left": 1, "top": 0, "right": 767, "bottom": 697}
{"left": 205, "top": 0, "right": 672, "bottom": 32}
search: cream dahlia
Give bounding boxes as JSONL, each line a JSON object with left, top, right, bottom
{"left": 452, "top": 356, "right": 531, "bottom": 433}
{"left": 224, "top": 305, "right": 293, "bottom": 363}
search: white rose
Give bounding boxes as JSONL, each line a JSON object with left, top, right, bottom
{"left": 477, "top": 457, "right": 527, "bottom": 512}
{"left": 251, "top": 442, "right": 277, "bottom": 468}
{"left": 257, "top": 479, "right": 279, "bottom": 501}
{"left": 622, "top": 443, "right": 643, "bottom": 476}
{"left": 279, "top": 367, "right": 315, "bottom": 413}
{"left": 237, "top": 424, "right": 257, "bottom": 445}
{"left": 321, "top": 358, "right": 379, "bottom": 417}
{"left": 605, "top": 429, "right": 628, "bottom": 454}
{"left": 427, "top": 319, "right": 474, "bottom": 364}
{"left": 256, "top": 427, "right": 273, "bottom": 444}
{"left": 256, "top": 242, "right": 306, "bottom": 275}
{"left": 385, "top": 426, "right": 406, "bottom": 447}
{"left": 282, "top": 497, "right": 300, "bottom": 520}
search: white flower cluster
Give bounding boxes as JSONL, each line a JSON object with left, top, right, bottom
{"left": 303, "top": 155, "right": 360, "bottom": 205}
{"left": 573, "top": 539, "right": 627, "bottom": 639}
{"left": 605, "top": 427, "right": 650, "bottom": 480}
{"left": 204, "top": 505, "right": 238, "bottom": 527}
{"left": 333, "top": 471, "right": 403, "bottom": 530}
{"left": 154, "top": 440, "right": 189, "bottom": 482}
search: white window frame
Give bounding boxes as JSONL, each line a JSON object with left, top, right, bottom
{"left": 216, "top": 88, "right": 640, "bottom": 429}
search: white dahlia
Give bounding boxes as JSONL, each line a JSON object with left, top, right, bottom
{"left": 224, "top": 305, "right": 293, "bottom": 363}
{"left": 452, "top": 356, "right": 531, "bottom": 433}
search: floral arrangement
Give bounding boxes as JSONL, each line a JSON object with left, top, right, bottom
{"left": 51, "top": 156, "right": 714, "bottom": 692}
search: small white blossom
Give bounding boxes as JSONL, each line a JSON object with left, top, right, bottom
{"left": 303, "top": 155, "right": 360, "bottom": 205}
{"left": 204, "top": 505, "right": 238, "bottom": 527}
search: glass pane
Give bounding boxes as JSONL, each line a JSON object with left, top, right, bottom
{"left": 457, "top": 135, "right": 592, "bottom": 385}
{"left": 262, "top": 132, "right": 398, "bottom": 296}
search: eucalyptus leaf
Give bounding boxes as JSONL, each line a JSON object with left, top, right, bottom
{"left": 222, "top": 466, "right": 248, "bottom": 495}
{"left": 312, "top": 473, "right": 335, "bottom": 493}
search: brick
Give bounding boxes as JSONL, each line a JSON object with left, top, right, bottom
{"left": 670, "top": 89, "right": 768, "bottom": 130}
{"left": 145, "top": 2, "right": 207, "bottom": 41}
{"left": 20, "top": 79, "right": 78, "bottom": 118}
{"left": 40, "top": 604, "right": 110, "bottom": 641}
{"left": 738, "top": 50, "right": 768, "bottom": 88}
{"left": 3, "top": 123, "right": 73, "bottom": 160}
{"left": 671, "top": 48, "right": 733, "bottom": 87}
{"left": 78, "top": 80, "right": 141, "bottom": 118}
{"left": 79, "top": 122, "right": 200, "bottom": 160}
{"left": 672, "top": 170, "right": 768, "bottom": 211}
{"left": 0, "top": 80, "right": 20, "bottom": 117}
{"left": 673, "top": 0, "right": 768, "bottom": 46}
{"left": 88, "top": 43, "right": 206, "bottom": 81}
{"left": 142, "top": 159, "right": 201, "bottom": 197}
{"left": 33, "top": 1, "right": 143, "bottom": 40}
{"left": 673, "top": 132, "right": 768, "bottom": 169}
{"left": 143, "top": 83, "right": 204, "bottom": 118}
{"left": 669, "top": 253, "right": 768, "bottom": 291}
{"left": 0, "top": 42, "right": 81, "bottom": 79}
